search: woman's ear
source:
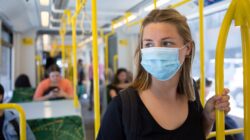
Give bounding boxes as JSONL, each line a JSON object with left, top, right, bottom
{"left": 185, "top": 42, "right": 192, "bottom": 56}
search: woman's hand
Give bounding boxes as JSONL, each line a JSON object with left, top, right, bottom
{"left": 204, "top": 88, "right": 230, "bottom": 122}
{"left": 202, "top": 88, "right": 230, "bottom": 136}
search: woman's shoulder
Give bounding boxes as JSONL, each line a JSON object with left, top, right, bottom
{"left": 109, "top": 87, "right": 138, "bottom": 109}
{"left": 38, "top": 79, "right": 50, "bottom": 86}
{"left": 61, "top": 78, "right": 73, "bottom": 85}
{"left": 120, "top": 87, "right": 138, "bottom": 94}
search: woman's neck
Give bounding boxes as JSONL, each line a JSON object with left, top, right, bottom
{"left": 150, "top": 72, "right": 180, "bottom": 101}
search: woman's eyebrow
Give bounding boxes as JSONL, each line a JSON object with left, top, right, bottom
{"left": 143, "top": 39, "right": 153, "bottom": 41}
{"left": 161, "top": 37, "right": 175, "bottom": 40}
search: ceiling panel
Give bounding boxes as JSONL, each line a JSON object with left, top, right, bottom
{"left": 0, "top": 0, "right": 40, "bottom": 32}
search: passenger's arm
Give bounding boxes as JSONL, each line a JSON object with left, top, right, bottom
{"left": 202, "top": 88, "right": 230, "bottom": 136}
{"left": 57, "top": 90, "right": 73, "bottom": 99}
{"left": 33, "top": 82, "right": 51, "bottom": 101}
{"left": 109, "top": 89, "right": 117, "bottom": 98}
{"left": 33, "top": 92, "right": 55, "bottom": 101}
{"left": 97, "top": 96, "right": 125, "bottom": 140}
{"left": 62, "top": 80, "right": 74, "bottom": 99}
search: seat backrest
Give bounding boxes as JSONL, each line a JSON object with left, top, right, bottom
{"left": 10, "top": 88, "right": 35, "bottom": 103}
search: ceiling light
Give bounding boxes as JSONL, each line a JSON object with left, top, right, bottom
{"left": 144, "top": 0, "right": 171, "bottom": 12}
{"left": 127, "top": 15, "right": 137, "bottom": 22}
{"left": 41, "top": 11, "right": 49, "bottom": 27}
{"left": 113, "top": 14, "right": 137, "bottom": 29}
{"left": 113, "top": 20, "right": 126, "bottom": 29}
{"left": 40, "top": 0, "right": 50, "bottom": 6}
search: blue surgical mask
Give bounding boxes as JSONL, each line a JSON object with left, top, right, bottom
{"left": 141, "top": 46, "right": 185, "bottom": 81}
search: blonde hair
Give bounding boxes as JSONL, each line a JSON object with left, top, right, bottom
{"left": 131, "top": 9, "right": 195, "bottom": 101}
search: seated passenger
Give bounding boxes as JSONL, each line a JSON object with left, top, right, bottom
{"left": 33, "top": 65, "right": 73, "bottom": 101}
{"left": 15, "top": 74, "right": 32, "bottom": 88}
{"left": 107, "top": 68, "right": 130, "bottom": 102}
{"left": 196, "top": 78, "right": 243, "bottom": 140}
{"left": 0, "top": 84, "right": 36, "bottom": 140}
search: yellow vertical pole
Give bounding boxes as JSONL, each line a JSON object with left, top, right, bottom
{"left": 91, "top": 0, "right": 101, "bottom": 138}
{"left": 154, "top": 0, "right": 157, "bottom": 9}
{"left": 241, "top": 25, "right": 250, "bottom": 140}
{"left": 198, "top": 0, "right": 205, "bottom": 106}
{"left": 0, "top": 104, "right": 26, "bottom": 140}
{"left": 76, "top": 0, "right": 80, "bottom": 11}
{"left": 214, "top": 0, "right": 236, "bottom": 139}
{"left": 104, "top": 35, "right": 109, "bottom": 83}
{"left": 71, "top": 15, "right": 80, "bottom": 108}
{"left": 60, "top": 30, "right": 66, "bottom": 77}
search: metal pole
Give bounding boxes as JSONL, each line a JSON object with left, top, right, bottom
{"left": 91, "top": 0, "right": 101, "bottom": 138}
{"left": 0, "top": 104, "right": 26, "bottom": 140}
{"left": 154, "top": 0, "right": 157, "bottom": 9}
{"left": 241, "top": 25, "right": 250, "bottom": 140}
{"left": 72, "top": 15, "right": 80, "bottom": 108}
{"left": 214, "top": 0, "right": 236, "bottom": 139}
{"left": 198, "top": 0, "right": 205, "bottom": 107}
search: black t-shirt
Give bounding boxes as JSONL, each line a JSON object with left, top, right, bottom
{"left": 97, "top": 89, "right": 205, "bottom": 140}
{"left": 0, "top": 114, "right": 5, "bottom": 140}
{"left": 107, "top": 84, "right": 124, "bottom": 103}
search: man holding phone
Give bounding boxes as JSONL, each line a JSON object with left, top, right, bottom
{"left": 33, "top": 65, "right": 74, "bottom": 101}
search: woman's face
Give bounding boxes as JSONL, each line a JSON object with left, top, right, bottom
{"left": 142, "top": 22, "right": 191, "bottom": 64}
{"left": 49, "top": 71, "right": 61, "bottom": 83}
{"left": 118, "top": 71, "right": 127, "bottom": 83}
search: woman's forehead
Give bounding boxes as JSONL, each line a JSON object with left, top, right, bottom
{"left": 50, "top": 71, "right": 60, "bottom": 75}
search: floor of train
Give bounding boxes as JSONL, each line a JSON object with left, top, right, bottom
{"left": 81, "top": 98, "right": 95, "bottom": 140}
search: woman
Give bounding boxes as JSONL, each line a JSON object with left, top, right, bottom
{"left": 107, "top": 68, "right": 130, "bottom": 102}
{"left": 97, "top": 9, "right": 230, "bottom": 140}
{"left": 14, "top": 74, "right": 32, "bottom": 88}
{"left": 33, "top": 65, "right": 74, "bottom": 101}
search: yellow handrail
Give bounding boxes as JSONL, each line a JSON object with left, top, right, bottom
{"left": 237, "top": 1, "right": 250, "bottom": 139}
{"left": 241, "top": 24, "right": 250, "bottom": 140}
{"left": 60, "top": 10, "right": 71, "bottom": 78}
{"left": 59, "top": 30, "right": 66, "bottom": 77}
{"left": 213, "top": 0, "right": 250, "bottom": 139}
{"left": 126, "top": 19, "right": 143, "bottom": 27}
{"left": 198, "top": 0, "right": 205, "bottom": 107}
{"left": 154, "top": 0, "right": 157, "bottom": 9}
{"left": 207, "top": 128, "right": 244, "bottom": 139}
{"left": 168, "top": 0, "right": 191, "bottom": 8}
{"left": 0, "top": 104, "right": 26, "bottom": 140}
{"left": 72, "top": 0, "right": 87, "bottom": 108}
{"left": 215, "top": 0, "right": 236, "bottom": 139}
{"left": 91, "top": 0, "right": 101, "bottom": 138}
{"left": 71, "top": 15, "right": 80, "bottom": 108}
{"left": 59, "top": 0, "right": 87, "bottom": 108}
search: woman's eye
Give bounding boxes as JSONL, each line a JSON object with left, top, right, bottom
{"left": 144, "top": 42, "right": 154, "bottom": 48}
{"left": 162, "top": 41, "right": 174, "bottom": 47}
